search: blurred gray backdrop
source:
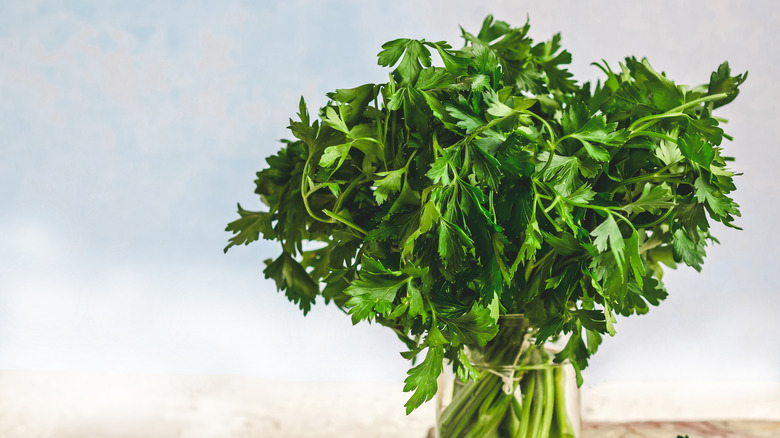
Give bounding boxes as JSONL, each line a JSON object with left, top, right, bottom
{"left": 1, "top": 0, "right": 778, "bottom": 386}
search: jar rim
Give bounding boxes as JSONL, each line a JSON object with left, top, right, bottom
{"left": 497, "top": 313, "right": 527, "bottom": 325}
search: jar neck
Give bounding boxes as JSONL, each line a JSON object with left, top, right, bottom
{"left": 497, "top": 313, "right": 526, "bottom": 325}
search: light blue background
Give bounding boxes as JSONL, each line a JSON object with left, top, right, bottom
{"left": 2, "top": 1, "right": 778, "bottom": 385}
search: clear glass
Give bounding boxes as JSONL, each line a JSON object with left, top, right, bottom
{"left": 435, "top": 315, "right": 581, "bottom": 438}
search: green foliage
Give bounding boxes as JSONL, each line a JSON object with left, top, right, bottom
{"left": 226, "top": 15, "right": 745, "bottom": 413}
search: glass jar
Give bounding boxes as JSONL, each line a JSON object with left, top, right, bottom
{"left": 435, "top": 315, "right": 581, "bottom": 437}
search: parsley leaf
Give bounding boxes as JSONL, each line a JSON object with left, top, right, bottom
{"left": 344, "top": 273, "right": 410, "bottom": 324}
{"left": 622, "top": 184, "right": 674, "bottom": 215}
{"left": 378, "top": 38, "right": 432, "bottom": 85}
{"left": 403, "top": 345, "right": 443, "bottom": 414}
{"left": 224, "top": 205, "right": 273, "bottom": 252}
{"left": 672, "top": 228, "right": 706, "bottom": 272}
{"left": 374, "top": 168, "right": 405, "bottom": 205}
{"left": 591, "top": 214, "right": 626, "bottom": 276}
{"left": 538, "top": 152, "right": 582, "bottom": 196}
{"left": 264, "top": 252, "right": 319, "bottom": 315}
{"left": 678, "top": 132, "right": 715, "bottom": 168}
{"left": 228, "top": 15, "right": 746, "bottom": 417}
{"left": 694, "top": 177, "right": 740, "bottom": 219}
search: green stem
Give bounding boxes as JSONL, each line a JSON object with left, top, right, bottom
{"left": 628, "top": 93, "right": 728, "bottom": 132}
{"left": 554, "top": 366, "right": 576, "bottom": 438}
{"left": 558, "top": 193, "right": 639, "bottom": 237}
{"left": 610, "top": 210, "right": 639, "bottom": 236}
{"left": 518, "top": 372, "right": 534, "bottom": 438}
{"left": 505, "top": 396, "right": 523, "bottom": 436}
{"left": 300, "top": 160, "right": 336, "bottom": 224}
{"left": 627, "top": 130, "right": 677, "bottom": 142}
{"left": 537, "top": 194, "right": 562, "bottom": 232}
{"left": 322, "top": 209, "right": 367, "bottom": 235}
{"left": 441, "top": 374, "right": 496, "bottom": 437}
{"left": 458, "top": 376, "right": 500, "bottom": 436}
{"left": 437, "top": 326, "right": 577, "bottom": 438}
{"left": 635, "top": 206, "right": 674, "bottom": 229}
{"left": 536, "top": 142, "right": 557, "bottom": 176}
{"left": 518, "top": 110, "right": 557, "bottom": 144}
{"left": 333, "top": 174, "right": 367, "bottom": 212}
{"left": 528, "top": 370, "right": 544, "bottom": 437}
{"left": 539, "top": 368, "right": 555, "bottom": 438}
{"left": 610, "top": 162, "right": 677, "bottom": 193}
{"left": 466, "top": 380, "right": 511, "bottom": 438}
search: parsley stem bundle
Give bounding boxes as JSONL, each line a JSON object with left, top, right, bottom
{"left": 437, "top": 315, "right": 577, "bottom": 437}
{"left": 226, "top": 14, "right": 745, "bottom": 434}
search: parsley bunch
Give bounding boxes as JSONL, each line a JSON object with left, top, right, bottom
{"left": 226, "top": 16, "right": 745, "bottom": 414}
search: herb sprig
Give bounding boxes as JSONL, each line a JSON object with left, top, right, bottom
{"left": 226, "top": 16, "right": 745, "bottom": 414}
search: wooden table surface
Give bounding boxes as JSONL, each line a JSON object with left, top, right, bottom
{"left": 2, "top": 371, "right": 778, "bottom": 437}
{"left": 583, "top": 421, "right": 780, "bottom": 438}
